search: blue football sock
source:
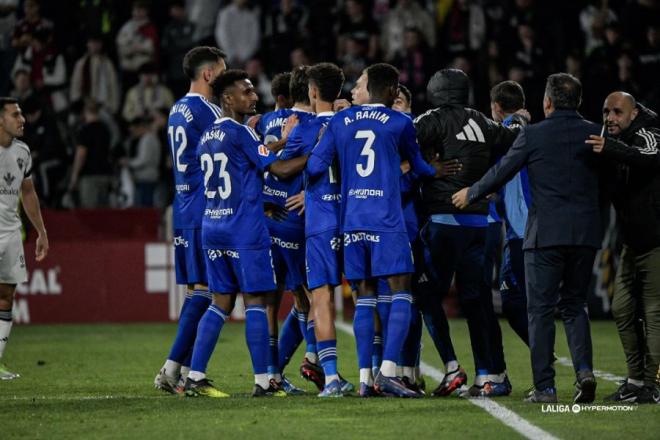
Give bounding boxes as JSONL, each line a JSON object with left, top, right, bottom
{"left": 268, "top": 336, "right": 279, "bottom": 376}
{"left": 245, "top": 305, "right": 269, "bottom": 375}
{"left": 278, "top": 307, "right": 304, "bottom": 371}
{"left": 297, "top": 309, "right": 309, "bottom": 344}
{"left": 354, "top": 296, "right": 377, "bottom": 370}
{"left": 372, "top": 332, "right": 383, "bottom": 371}
{"left": 383, "top": 292, "right": 412, "bottom": 364}
{"left": 168, "top": 289, "right": 212, "bottom": 364}
{"left": 180, "top": 292, "right": 194, "bottom": 369}
{"left": 190, "top": 303, "right": 228, "bottom": 374}
{"left": 305, "top": 319, "right": 317, "bottom": 355}
{"left": 400, "top": 301, "right": 422, "bottom": 367}
{"left": 317, "top": 339, "right": 338, "bottom": 379}
{"left": 182, "top": 349, "right": 192, "bottom": 369}
{"left": 377, "top": 291, "right": 392, "bottom": 340}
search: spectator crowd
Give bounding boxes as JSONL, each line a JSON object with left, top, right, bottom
{"left": 0, "top": 0, "right": 658, "bottom": 209}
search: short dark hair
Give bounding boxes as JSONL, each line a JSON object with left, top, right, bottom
{"left": 290, "top": 66, "right": 310, "bottom": 105}
{"left": 270, "top": 72, "right": 291, "bottom": 101}
{"left": 398, "top": 84, "right": 412, "bottom": 105}
{"left": 545, "top": 73, "right": 581, "bottom": 110}
{"left": 365, "top": 63, "right": 399, "bottom": 102}
{"left": 212, "top": 69, "right": 249, "bottom": 99}
{"left": 490, "top": 80, "right": 525, "bottom": 113}
{"left": 182, "top": 46, "right": 226, "bottom": 80}
{"left": 0, "top": 97, "right": 18, "bottom": 114}
{"left": 308, "top": 63, "right": 344, "bottom": 102}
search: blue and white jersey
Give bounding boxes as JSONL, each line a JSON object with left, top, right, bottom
{"left": 307, "top": 104, "right": 434, "bottom": 234}
{"left": 168, "top": 93, "right": 222, "bottom": 229}
{"left": 501, "top": 114, "right": 531, "bottom": 241}
{"left": 400, "top": 111, "right": 422, "bottom": 241}
{"left": 282, "top": 112, "right": 339, "bottom": 237}
{"left": 257, "top": 107, "right": 315, "bottom": 229}
{"left": 198, "top": 117, "right": 277, "bottom": 249}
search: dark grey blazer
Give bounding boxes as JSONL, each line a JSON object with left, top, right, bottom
{"left": 468, "top": 110, "right": 602, "bottom": 250}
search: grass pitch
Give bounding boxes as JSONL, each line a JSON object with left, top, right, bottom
{"left": 1, "top": 319, "right": 658, "bottom": 439}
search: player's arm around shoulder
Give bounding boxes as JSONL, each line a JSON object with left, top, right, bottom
{"left": 20, "top": 178, "right": 48, "bottom": 261}
{"left": 306, "top": 117, "right": 338, "bottom": 177}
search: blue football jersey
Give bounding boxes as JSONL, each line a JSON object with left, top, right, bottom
{"left": 501, "top": 114, "right": 531, "bottom": 241}
{"left": 258, "top": 108, "right": 315, "bottom": 229}
{"left": 308, "top": 104, "right": 434, "bottom": 233}
{"left": 400, "top": 171, "right": 420, "bottom": 242}
{"left": 198, "top": 117, "right": 277, "bottom": 249}
{"left": 282, "top": 112, "right": 339, "bottom": 237}
{"left": 168, "top": 93, "right": 222, "bottom": 229}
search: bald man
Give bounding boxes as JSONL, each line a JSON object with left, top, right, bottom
{"left": 587, "top": 92, "right": 660, "bottom": 404}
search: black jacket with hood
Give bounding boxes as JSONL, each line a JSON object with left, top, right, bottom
{"left": 602, "top": 103, "right": 660, "bottom": 252}
{"left": 413, "top": 69, "right": 523, "bottom": 215}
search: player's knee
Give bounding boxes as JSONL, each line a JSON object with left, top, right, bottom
{"left": 0, "top": 284, "right": 16, "bottom": 304}
{"left": 387, "top": 274, "right": 411, "bottom": 293}
{"left": 314, "top": 290, "right": 333, "bottom": 309}
{"left": 293, "top": 291, "right": 310, "bottom": 311}
{"left": 212, "top": 293, "right": 235, "bottom": 313}
{"left": 244, "top": 292, "right": 269, "bottom": 307}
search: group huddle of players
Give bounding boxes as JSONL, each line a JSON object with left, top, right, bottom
{"left": 154, "top": 45, "right": 523, "bottom": 399}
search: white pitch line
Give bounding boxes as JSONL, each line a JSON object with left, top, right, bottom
{"left": 335, "top": 321, "right": 560, "bottom": 440}
{"left": 555, "top": 357, "right": 626, "bottom": 384}
{"left": 4, "top": 395, "right": 169, "bottom": 402}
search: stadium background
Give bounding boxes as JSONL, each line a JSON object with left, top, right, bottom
{"left": 5, "top": 0, "right": 656, "bottom": 323}
{"left": 3, "top": 1, "right": 660, "bottom": 438}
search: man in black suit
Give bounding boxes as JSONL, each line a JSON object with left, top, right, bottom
{"left": 452, "top": 73, "right": 601, "bottom": 404}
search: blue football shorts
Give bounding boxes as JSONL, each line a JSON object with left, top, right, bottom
{"left": 305, "top": 229, "right": 342, "bottom": 290}
{"left": 343, "top": 230, "right": 414, "bottom": 281}
{"left": 174, "top": 228, "right": 207, "bottom": 285}
{"left": 205, "top": 247, "right": 277, "bottom": 294}
{"left": 268, "top": 220, "right": 306, "bottom": 291}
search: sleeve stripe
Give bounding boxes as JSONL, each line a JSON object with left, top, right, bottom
{"left": 413, "top": 109, "right": 433, "bottom": 125}
{"left": 201, "top": 97, "right": 223, "bottom": 120}
{"left": 637, "top": 128, "right": 659, "bottom": 155}
{"left": 244, "top": 125, "right": 261, "bottom": 142}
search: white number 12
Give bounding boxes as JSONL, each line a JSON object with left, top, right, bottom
{"left": 168, "top": 126, "right": 188, "bottom": 173}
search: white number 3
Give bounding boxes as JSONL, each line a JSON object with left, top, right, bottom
{"left": 355, "top": 130, "right": 375, "bottom": 177}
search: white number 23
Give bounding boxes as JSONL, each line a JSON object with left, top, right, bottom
{"left": 201, "top": 152, "right": 231, "bottom": 199}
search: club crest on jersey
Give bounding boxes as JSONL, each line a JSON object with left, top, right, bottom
{"left": 16, "top": 158, "right": 24, "bottom": 171}
{"left": 258, "top": 145, "right": 270, "bottom": 157}
{"left": 3, "top": 172, "right": 15, "bottom": 186}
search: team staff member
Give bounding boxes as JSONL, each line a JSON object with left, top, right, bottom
{"left": 453, "top": 73, "right": 601, "bottom": 404}
{"left": 414, "top": 68, "right": 522, "bottom": 397}
{"left": 587, "top": 92, "right": 660, "bottom": 404}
